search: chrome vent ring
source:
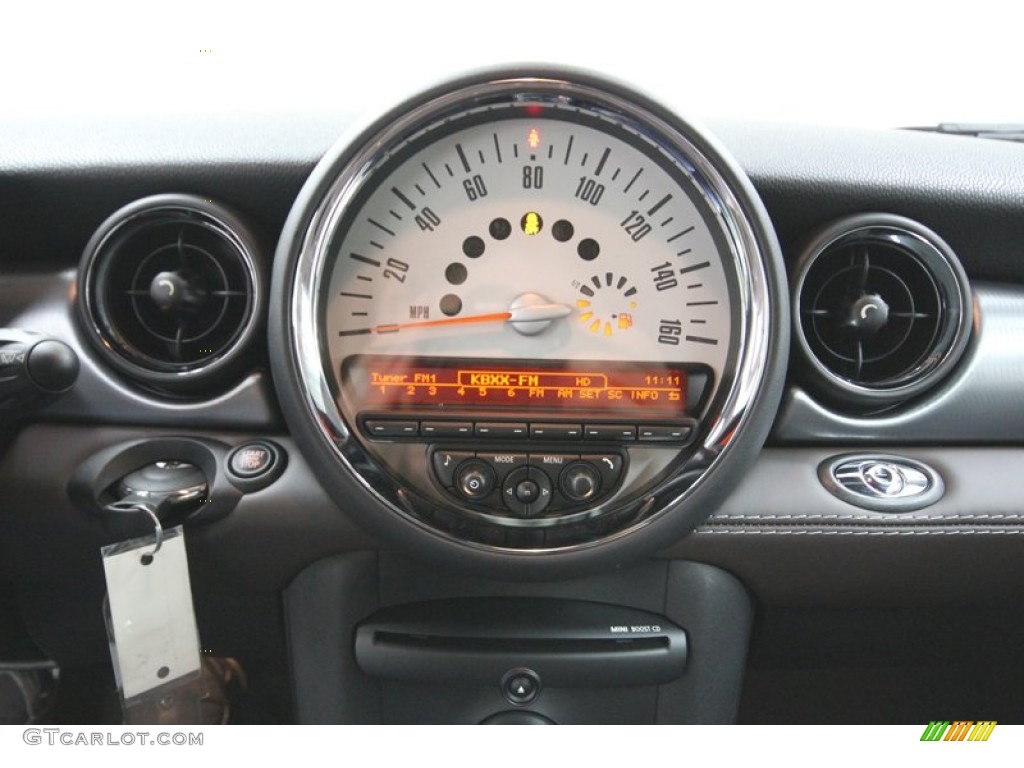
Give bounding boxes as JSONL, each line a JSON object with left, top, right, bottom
{"left": 77, "top": 195, "right": 265, "bottom": 393}
{"left": 793, "top": 214, "right": 972, "bottom": 407}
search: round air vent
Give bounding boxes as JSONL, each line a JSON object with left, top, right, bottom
{"left": 793, "top": 214, "right": 972, "bottom": 408}
{"left": 78, "top": 195, "right": 265, "bottom": 393}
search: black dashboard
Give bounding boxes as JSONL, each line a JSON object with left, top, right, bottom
{"left": 2, "top": 69, "right": 1024, "bottom": 725}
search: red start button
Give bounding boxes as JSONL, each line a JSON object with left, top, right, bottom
{"left": 228, "top": 441, "right": 279, "bottom": 479}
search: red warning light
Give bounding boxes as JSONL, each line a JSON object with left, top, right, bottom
{"left": 525, "top": 105, "right": 544, "bottom": 116}
{"left": 527, "top": 128, "right": 541, "bottom": 149}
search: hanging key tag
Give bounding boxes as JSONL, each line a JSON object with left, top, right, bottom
{"left": 101, "top": 507, "right": 202, "bottom": 722}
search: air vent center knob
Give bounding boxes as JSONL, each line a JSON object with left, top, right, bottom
{"left": 150, "top": 270, "right": 208, "bottom": 313}
{"left": 845, "top": 294, "right": 889, "bottom": 337}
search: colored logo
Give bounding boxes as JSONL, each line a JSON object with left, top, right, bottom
{"left": 920, "top": 721, "right": 997, "bottom": 741}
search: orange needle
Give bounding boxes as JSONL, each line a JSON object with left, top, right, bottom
{"left": 374, "top": 312, "right": 512, "bottom": 333}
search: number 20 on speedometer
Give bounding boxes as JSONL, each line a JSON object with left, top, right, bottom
{"left": 324, "top": 102, "right": 736, "bottom": 407}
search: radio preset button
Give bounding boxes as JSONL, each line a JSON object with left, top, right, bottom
{"left": 583, "top": 424, "right": 636, "bottom": 441}
{"left": 365, "top": 420, "right": 419, "bottom": 438}
{"left": 421, "top": 421, "right": 474, "bottom": 437}
{"left": 529, "top": 423, "right": 583, "bottom": 440}
{"left": 475, "top": 422, "right": 529, "bottom": 439}
{"left": 638, "top": 424, "right": 694, "bottom": 443}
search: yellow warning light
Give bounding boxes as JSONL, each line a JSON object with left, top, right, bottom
{"left": 618, "top": 313, "right": 633, "bottom": 330}
{"left": 521, "top": 211, "right": 543, "bottom": 236}
{"left": 527, "top": 128, "right": 541, "bottom": 149}
{"left": 604, "top": 322, "right": 613, "bottom": 337}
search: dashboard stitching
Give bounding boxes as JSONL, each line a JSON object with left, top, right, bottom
{"left": 708, "top": 513, "right": 1024, "bottom": 522}
{"left": 696, "top": 527, "right": 1024, "bottom": 536}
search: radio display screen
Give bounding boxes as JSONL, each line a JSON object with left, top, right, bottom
{"left": 343, "top": 356, "right": 707, "bottom": 416}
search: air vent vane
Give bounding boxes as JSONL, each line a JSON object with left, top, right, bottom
{"left": 793, "top": 214, "right": 971, "bottom": 407}
{"left": 78, "top": 195, "right": 264, "bottom": 392}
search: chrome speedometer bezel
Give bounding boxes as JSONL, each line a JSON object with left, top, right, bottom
{"left": 270, "top": 66, "right": 787, "bottom": 577}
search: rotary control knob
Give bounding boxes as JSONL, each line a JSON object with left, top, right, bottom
{"left": 560, "top": 462, "right": 601, "bottom": 503}
{"left": 455, "top": 460, "right": 496, "bottom": 501}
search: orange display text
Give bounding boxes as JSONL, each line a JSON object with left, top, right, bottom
{"left": 346, "top": 357, "right": 692, "bottom": 415}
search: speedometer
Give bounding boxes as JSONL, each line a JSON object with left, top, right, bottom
{"left": 271, "top": 68, "right": 787, "bottom": 575}
{"left": 328, "top": 112, "right": 732, "bottom": 372}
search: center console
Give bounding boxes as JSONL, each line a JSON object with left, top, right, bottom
{"left": 285, "top": 555, "right": 753, "bottom": 724}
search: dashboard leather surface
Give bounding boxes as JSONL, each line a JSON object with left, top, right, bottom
{"left": 715, "top": 122, "right": 1024, "bottom": 283}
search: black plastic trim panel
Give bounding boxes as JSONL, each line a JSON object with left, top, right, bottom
{"left": 0, "top": 272, "right": 280, "bottom": 428}
{"left": 286, "top": 555, "right": 751, "bottom": 724}
{"left": 773, "top": 284, "right": 1024, "bottom": 443}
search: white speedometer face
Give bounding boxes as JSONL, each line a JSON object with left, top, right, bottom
{"left": 325, "top": 107, "right": 736, "bottom": 407}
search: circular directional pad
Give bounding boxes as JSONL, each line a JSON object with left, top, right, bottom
{"left": 501, "top": 467, "right": 552, "bottom": 518}
{"left": 515, "top": 479, "right": 540, "bottom": 504}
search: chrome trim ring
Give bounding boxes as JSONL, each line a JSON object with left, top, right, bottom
{"left": 272, "top": 67, "right": 787, "bottom": 572}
